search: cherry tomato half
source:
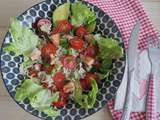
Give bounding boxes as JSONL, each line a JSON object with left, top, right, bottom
{"left": 76, "top": 26, "right": 88, "bottom": 37}
{"left": 61, "top": 55, "right": 77, "bottom": 70}
{"left": 41, "top": 43, "right": 57, "bottom": 61}
{"left": 52, "top": 20, "right": 72, "bottom": 34}
{"left": 41, "top": 64, "right": 54, "bottom": 74}
{"left": 52, "top": 101, "right": 66, "bottom": 107}
{"left": 69, "top": 37, "right": 84, "bottom": 50}
{"left": 52, "top": 72, "right": 65, "bottom": 90}
{"left": 52, "top": 90, "right": 68, "bottom": 107}
{"left": 83, "top": 45, "right": 98, "bottom": 58}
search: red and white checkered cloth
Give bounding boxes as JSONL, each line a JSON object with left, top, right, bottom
{"left": 146, "top": 75, "right": 156, "bottom": 120}
{"left": 85, "top": 0, "right": 160, "bottom": 119}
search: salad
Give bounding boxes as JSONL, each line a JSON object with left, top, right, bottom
{"left": 4, "top": 2, "right": 123, "bottom": 117}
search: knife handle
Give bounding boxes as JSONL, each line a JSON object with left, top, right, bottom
{"left": 121, "top": 69, "right": 134, "bottom": 120}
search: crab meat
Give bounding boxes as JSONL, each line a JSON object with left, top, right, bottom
{"left": 50, "top": 54, "right": 56, "bottom": 65}
{"left": 82, "top": 56, "right": 95, "bottom": 66}
{"left": 64, "top": 35, "right": 73, "bottom": 40}
{"left": 51, "top": 33, "right": 60, "bottom": 46}
{"left": 63, "top": 82, "right": 75, "bottom": 93}
{"left": 84, "top": 34, "right": 95, "bottom": 43}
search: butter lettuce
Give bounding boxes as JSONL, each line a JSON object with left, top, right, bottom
{"left": 73, "top": 79, "right": 98, "bottom": 109}
{"left": 71, "top": 2, "right": 96, "bottom": 32}
{"left": 15, "top": 79, "right": 59, "bottom": 117}
{"left": 4, "top": 18, "right": 39, "bottom": 56}
{"left": 95, "top": 36, "right": 123, "bottom": 78}
{"left": 96, "top": 36, "right": 123, "bottom": 60}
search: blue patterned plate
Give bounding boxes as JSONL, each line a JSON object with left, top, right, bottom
{"left": 0, "top": 0, "right": 126, "bottom": 120}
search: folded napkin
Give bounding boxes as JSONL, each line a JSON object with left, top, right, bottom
{"left": 85, "top": 0, "right": 160, "bottom": 119}
{"left": 114, "top": 50, "right": 151, "bottom": 112}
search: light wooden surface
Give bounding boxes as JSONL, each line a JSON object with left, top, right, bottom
{"left": 0, "top": 0, "right": 160, "bottom": 120}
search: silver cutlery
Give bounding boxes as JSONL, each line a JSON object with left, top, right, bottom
{"left": 121, "top": 22, "right": 141, "bottom": 120}
{"left": 146, "top": 35, "right": 160, "bottom": 120}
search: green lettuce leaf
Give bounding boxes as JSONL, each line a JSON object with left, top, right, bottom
{"left": 73, "top": 79, "right": 98, "bottom": 109}
{"left": 15, "top": 79, "right": 59, "bottom": 117}
{"left": 86, "top": 20, "right": 96, "bottom": 33}
{"left": 4, "top": 18, "right": 39, "bottom": 56}
{"left": 95, "top": 36, "right": 123, "bottom": 77}
{"left": 97, "top": 58, "right": 112, "bottom": 79}
{"left": 42, "top": 107, "right": 59, "bottom": 117}
{"left": 71, "top": 2, "right": 96, "bottom": 31}
{"left": 15, "top": 79, "right": 42, "bottom": 101}
{"left": 96, "top": 36, "right": 123, "bottom": 60}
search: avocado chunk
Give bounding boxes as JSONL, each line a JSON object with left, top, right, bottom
{"left": 52, "top": 3, "right": 70, "bottom": 23}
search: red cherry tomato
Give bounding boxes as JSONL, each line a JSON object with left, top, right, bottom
{"left": 28, "top": 68, "right": 38, "bottom": 77}
{"left": 80, "top": 73, "right": 99, "bottom": 90}
{"left": 52, "top": 20, "right": 72, "bottom": 34}
{"left": 52, "top": 72, "right": 65, "bottom": 90}
{"left": 52, "top": 90, "right": 68, "bottom": 107}
{"left": 41, "top": 64, "right": 54, "bottom": 74}
{"left": 41, "top": 43, "right": 57, "bottom": 60}
{"left": 61, "top": 55, "right": 77, "bottom": 70}
{"left": 83, "top": 45, "right": 98, "bottom": 58}
{"left": 69, "top": 37, "right": 84, "bottom": 50}
{"left": 52, "top": 101, "right": 66, "bottom": 107}
{"left": 76, "top": 26, "right": 88, "bottom": 37}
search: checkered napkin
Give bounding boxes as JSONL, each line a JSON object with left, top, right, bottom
{"left": 146, "top": 74, "right": 156, "bottom": 120}
{"left": 85, "top": 0, "right": 160, "bottom": 119}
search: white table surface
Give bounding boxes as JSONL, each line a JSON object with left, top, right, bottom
{"left": 0, "top": 0, "right": 160, "bottom": 120}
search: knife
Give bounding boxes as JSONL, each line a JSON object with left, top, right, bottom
{"left": 121, "top": 22, "right": 141, "bottom": 120}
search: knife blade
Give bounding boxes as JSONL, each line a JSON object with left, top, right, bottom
{"left": 121, "top": 22, "right": 141, "bottom": 120}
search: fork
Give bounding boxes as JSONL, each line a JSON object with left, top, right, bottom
{"left": 146, "top": 35, "right": 160, "bottom": 120}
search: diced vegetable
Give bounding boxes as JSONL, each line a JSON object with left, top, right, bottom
{"left": 41, "top": 43, "right": 57, "bottom": 61}
{"left": 83, "top": 45, "right": 98, "bottom": 58}
{"left": 61, "top": 55, "right": 77, "bottom": 70}
{"left": 68, "top": 48, "right": 78, "bottom": 55}
{"left": 52, "top": 20, "right": 72, "bottom": 34}
{"left": 41, "top": 64, "right": 54, "bottom": 74}
{"left": 69, "top": 37, "right": 84, "bottom": 50}
{"left": 76, "top": 26, "right": 88, "bottom": 37}
{"left": 52, "top": 90, "right": 68, "bottom": 107}
{"left": 60, "top": 38, "right": 69, "bottom": 49}
{"left": 52, "top": 72, "right": 65, "bottom": 90}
